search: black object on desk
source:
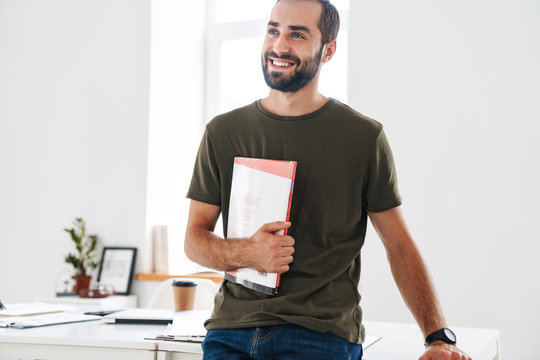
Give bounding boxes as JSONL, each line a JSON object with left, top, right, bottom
{"left": 102, "top": 309, "right": 174, "bottom": 325}
{"left": 84, "top": 310, "right": 123, "bottom": 317}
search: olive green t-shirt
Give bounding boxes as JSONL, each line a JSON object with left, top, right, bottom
{"left": 187, "top": 98, "right": 402, "bottom": 344}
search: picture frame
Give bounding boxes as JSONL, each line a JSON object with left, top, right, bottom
{"left": 97, "top": 247, "right": 137, "bottom": 295}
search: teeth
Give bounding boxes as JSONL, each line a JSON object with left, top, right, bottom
{"left": 273, "top": 60, "right": 291, "bottom": 67}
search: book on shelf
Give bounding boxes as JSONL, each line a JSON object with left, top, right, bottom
{"left": 152, "top": 225, "right": 169, "bottom": 274}
{"left": 225, "top": 157, "right": 297, "bottom": 295}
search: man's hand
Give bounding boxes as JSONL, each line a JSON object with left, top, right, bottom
{"left": 245, "top": 221, "right": 295, "bottom": 273}
{"left": 184, "top": 200, "right": 294, "bottom": 273}
{"left": 419, "top": 342, "right": 471, "bottom": 360}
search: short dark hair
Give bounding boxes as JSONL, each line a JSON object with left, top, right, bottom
{"left": 277, "top": 0, "right": 340, "bottom": 45}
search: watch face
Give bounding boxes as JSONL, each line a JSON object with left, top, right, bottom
{"left": 444, "top": 328, "right": 457, "bottom": 342}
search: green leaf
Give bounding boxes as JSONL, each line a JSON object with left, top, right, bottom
{"left": 64, "top": 217, "right": 100, "bottom": 276}
{"left": 64, "top": 253, "right": 79, "bottom": 268}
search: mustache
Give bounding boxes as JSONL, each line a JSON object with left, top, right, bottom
{"left": 264, "top": 51, "right": 300, "bottom": 65}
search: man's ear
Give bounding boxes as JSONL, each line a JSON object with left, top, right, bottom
{"left": 321, "top": 40, "right": 337, "bottom": 63}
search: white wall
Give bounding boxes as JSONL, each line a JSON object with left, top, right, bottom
{"left": 145, "top": 0, "right": 206, "bottom": 276}
{"left": 1, "top": 0, "right": 539, "bottom": 358}
{"left": 0, "top": 0, "right": 150, "bottom": 301}
{"left": 349, "top": 1, "right": 540, "bottom": 359}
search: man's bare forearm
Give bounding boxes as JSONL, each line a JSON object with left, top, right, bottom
{"left": 184, "top": 225, "right": 251, "bottom": 271}
{"left": 371, "top": 208, "right": 471, "bottom": 359}
{"left": 184, "top": 200, "right": 294, "bottom": 273}
{"left": 369, "top": 207, "right": 447, "bottom": 336}
{"left": 385, "top": 237, "right": 447, "bottom": 337}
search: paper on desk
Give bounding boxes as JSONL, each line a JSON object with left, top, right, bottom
{"left": 145, "top": 310, "right": 209, "bottom": 343}
{"left": 0, "top": 312, "right": 101, "bottom": 328}
{"left": 363, "top": 335, "right": 382, "bottom": 350}
{"left": 0, "top": 302, "right": 64, "bottom": 317}
{"left": 167, "top": 310, "right": 209, "bottom": 337}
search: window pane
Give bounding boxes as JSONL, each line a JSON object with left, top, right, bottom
{"left": 220, "top": 37, "right": 269, "bottom": 113}
{"left": 330, "top": 0, "right": 350, "bottom": 10}
{"left": 319, "top": 30, "right": 348, "bottom": 102}
{"left": 215, "top": 0, "right": 349, "bottom": 23}
{"left": 215, "top": 0, "right": 275, "bottom": 23}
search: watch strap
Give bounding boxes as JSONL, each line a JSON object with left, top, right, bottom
{"left": 424, "top": 328, "right": 457, "bottom": 347}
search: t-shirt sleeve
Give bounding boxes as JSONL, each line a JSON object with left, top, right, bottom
{"left": 363, "top": 129, "right": 402, "bottom": 212}
{"left": 186, "top": 128, "right": 222, "bottom": 206}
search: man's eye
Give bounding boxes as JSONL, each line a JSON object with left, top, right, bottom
{"left": 268, "top": 29, "right": 278, "bottom": 35}
{"left": 291, "top": 32, "right": 305, "bottom": 39}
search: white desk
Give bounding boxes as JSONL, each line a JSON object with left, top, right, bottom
{"left": 0, "top": 320, "right": 163, "bottom": 360}
{"left": 0, "top": 319, "right": 499, "bottom": 360}
{"left": 362, "top": 321, "right": 500, "bottom": 360}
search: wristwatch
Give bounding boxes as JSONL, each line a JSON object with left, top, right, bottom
{"left": 424, "top": 328, "right": 457, "bottom": 347}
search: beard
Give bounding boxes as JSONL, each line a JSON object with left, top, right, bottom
{"left": 261, "top": 46, "right": 324, "bottom": 92}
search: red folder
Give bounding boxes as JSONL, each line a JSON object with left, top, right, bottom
{"left": 225, "top": 157, "right": 297, "bottom": 295}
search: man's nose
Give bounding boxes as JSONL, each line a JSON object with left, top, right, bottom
{"left": 273, "top": 34, "right": 290, "bottom": 56}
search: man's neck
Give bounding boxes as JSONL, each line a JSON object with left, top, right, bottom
{"left": 260, "top": 84, "right": 328, "bottom": 117}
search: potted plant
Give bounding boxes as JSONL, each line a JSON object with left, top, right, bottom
{"left": 64, "top": 217, "right": 100, "bottom": 295}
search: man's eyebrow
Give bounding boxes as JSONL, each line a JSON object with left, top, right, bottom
{"left": 289, "top": 25, "right": 311, "bottom": 33}
{"left": 267, "top": 21, "right": 312, "bottom": 34}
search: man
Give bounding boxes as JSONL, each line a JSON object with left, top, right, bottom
{"left": 185, "top": 0, "right": 471, "bottom": 359}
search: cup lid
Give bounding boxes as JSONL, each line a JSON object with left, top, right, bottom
{"left": 172, "top": 280, "right": 197, "bottom": 287}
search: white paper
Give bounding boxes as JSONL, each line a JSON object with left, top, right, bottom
{"left": 0, "top": 302, "right": 64, "bottom": 317}
{"left": 168, "top": 310, "right": 211, "bottom": 336}
{"left": 0, "top": 312, "right": 100, "bottom": 328}
{"left": 228, "top": 163, "right": 292, "bottom": 238}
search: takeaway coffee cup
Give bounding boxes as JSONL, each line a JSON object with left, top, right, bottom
{"left": 172, "top": 280, "right": 197, "bottom": 311}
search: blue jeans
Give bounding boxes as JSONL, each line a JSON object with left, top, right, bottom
{"left": 202, "top": 324, "right": 363, "bottom": 360}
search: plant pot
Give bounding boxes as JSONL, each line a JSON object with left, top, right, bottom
{"left": 72, "top": 275, "right": 92, "bottom": 295}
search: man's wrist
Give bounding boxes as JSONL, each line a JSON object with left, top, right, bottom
{"left": 424, "top": 328, "right": 457, "bottom": 348}
{"left": 224, "top": 237, "right": 252, "bottom": 270}
{"left": 426, "top": 340, "right": 453, "bottom": 348}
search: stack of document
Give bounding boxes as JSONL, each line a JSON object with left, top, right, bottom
{"left": 0, "top": 302, "right": 100, "bottom": 328}
{"left": 0, "top": 302, "right": 63, "bottom": 317}
{"left": 0, "top": 312, "right": 101, "bottom": 328}
{"left": 145, "top": 310, "right": 210, "bottom": 343}
{"left": 103, "top": 308, "right": 175, "bottom": 325}
{"left": 225, "top": 157, "right": 297, "bottom": 295}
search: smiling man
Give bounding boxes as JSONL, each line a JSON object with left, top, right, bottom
{"left": 262, "top": 21, "right": 324, "bottom": 92}
{"left": 185, "top": 1, "right": 470, "bottom": 359}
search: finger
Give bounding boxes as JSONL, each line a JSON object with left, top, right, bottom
{"left": 261, "top": 221, "right": 291, "bottom": 234}
{"left": 277, "top": 235, "right": 295, "bottom": 246}
{"left": 285, "top": 246, "right": 295, "bottom": 255}
{"left": 278, "top": 244, "right": 294, "bottom": 255}
{"left": 273, "top": 244, "right": 294, "bottom": 258}
{"left": 281, "top": 255, "right": 294, "bottom": 265}
{"left": 268, "top": 255, "right": 293, "bottom": 273}
{"left": 277, "top": 264, "right": 290, "bottom": 273}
